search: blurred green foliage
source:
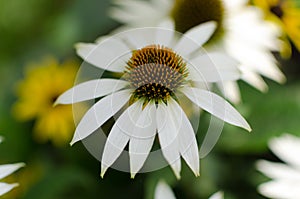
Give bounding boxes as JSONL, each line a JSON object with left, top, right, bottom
{"left": 1, "top": 0, "right": 300, "bottom": 198}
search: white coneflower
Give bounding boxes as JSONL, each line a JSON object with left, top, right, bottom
{"left": 0, "top": 137, "right": 24, "bottom": 196}
{"left": 257, "top": 134, "right": 300, "bottom": 199}
{"left": 109, "top": 0, "right": 286, "bottom": 103}
{"left": 154, "top": 180, "right": 223, "bottom": 199}
{"left": 56, "top": 23, "right": 251, "bottom": 178}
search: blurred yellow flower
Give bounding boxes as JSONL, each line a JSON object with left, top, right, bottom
{"left": 13, "top": 57, "right": 79, "bottom": 146}
{"left": 253, "top": 0, "right": 300, "bottom": 57}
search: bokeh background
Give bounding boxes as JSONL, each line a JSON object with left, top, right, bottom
{"left": 1, "top": 0, "right": 300, "bottom": 198}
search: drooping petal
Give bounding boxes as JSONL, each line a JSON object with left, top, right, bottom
{"left": 0, "top": 163, "right": 25, "bottom": 180}
{"left": 258, "top": 180, "right": 300, "bottom": 199}
{"left": 129, "top": 103, "right": 157, "bottom": 178}
{"left": 101, "top": 102, "right": 143, "bottom": 177}
{"left": 70, "top": 89, "right": 132, "bottom": 145}
{"left": 256, "top": 160, "right": 300, "bottom": 181}
{"left": 240, "top": 66, "right": 268, "bottom": 92}
{"left": 55, "top": 79, "right": 128, "bottom": 105}
{"left": 154, "top": 180, "right": 176, "bottom": 199}
{"left": 174, "top": 21, "right": 217, "bottom": 57}
{"left": 269, "top": 134, "right": 300, "bottom": 168}
{"left": 187, "top": 52, "right": 240, "bottom": 82}
{"left": 181, "top": 87, "right": 251, "bottom": 131}
{"left": 0, "top": 183, "right": 18, "bottom": 196}
{"left": 168, "top": 98, "right": 199, "bottom": 176}
{"left": 217, "top": 81, "right": 241, "bottom": 104}
{"left": 156, "top": 104, "right": 181, "bottom": 179}
{"left": 75, "top": 38, "right": 131, "bottom": 72}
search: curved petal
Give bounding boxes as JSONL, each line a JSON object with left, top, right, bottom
{"left": 181, "top": 87, "right": 251, "bottom": 131}
{"left": 154, "top": 180, "right": 176, "bottom": 199}
{"left": 256, "top": 160, "right": 300, "bottom": 181}
{"left": 129, "top": 103, "right": 157, "bottom": 178}
{"left": 269, "top": 134, "right": 300, "bottom": 168}
{"left": 174, "top": 21, "right": 217, "bottom": 57}
{"left": 217, "top": 81, "right": 241, "bottom": 104}
{"left": 101, "top": 102, "right": 143, "bottom": 177}
{"left": 55, "top": 79, "right": 129, "bottom": 105}
{"left": 240, "top": 66, "right": 268, "bottom": 92}
{"left": 75, "top": 38, "right": 131, "bottom": 72}
{"left": 70, "top": 89, "right": 132, "bottom": 145}
{"left": 0, "top": 183, "right": 18, "bottom": 196}
{"left": 156, "top": 103, "right": 181, "bottom": 179}
{"left": 188, "top": 52, "right": 240, "bottom": 82}
{"left": 258, "top": 180, "right": 300, "bottom": 199}
{"left": 169, "top": 98, "right": 199, "bottom": 176}
{"left": 0, "top": 163, "right": 25, "bottom": 180}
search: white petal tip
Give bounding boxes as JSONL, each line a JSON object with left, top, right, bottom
{"left": 174, "top": 172, "right": 181, "bottom": 180}
{"left": 130, "top": 173, "right": 136, "bottom": 179}
{"left": 101, "top": 167, "right": 108, "bottom": 178}
{"left": 74, "top": 42, "right": 85, "bottom": 50}
{"left": 69, "top": 138, "right": 78, "bottom": 146}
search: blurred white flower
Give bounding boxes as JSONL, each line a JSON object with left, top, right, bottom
{"left": 0, "top": 137, "right": 24, "bottom": 196}
{"left": 109, "top": 0, "right": 286, "bottom": 103}
{"left": 257, "top": 134, "right": 300, "bottom": 199}
{"left": 154, "top": 180, "right": 223, "bottom": 199}
{"left": 56, "top": 24, "right": 251, "bottom": 178}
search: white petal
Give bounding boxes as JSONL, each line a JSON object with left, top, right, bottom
{"left": 222, "top": 0, "right": 248, "bottom": 11}
{"left": 225, "top": 38, "right": 286, "bottom": 83}
{"left": 269, "top": 134, "right": 300, "bottom": 168}
{"left": 0, "top": 183, "right": 18, "bottom": 196}
{"left": 156, "top": 104, "right": 181, "bottom": 179}
{"left": 258, "top": 180, "right": 300, "bottom": 199}
{"left": 70, "top": 89, "right": 131, "bottom": 145}
{"left": 0, "top": 136, "right": 3, "bottom": 143}
{"left": 154, "top": 180, "right": 176, "bottom": 199}
{"left": 209, "top": 191, "right": 224, "bottom": 199}
{"left": 240, "top": 66, "right": 268, "bottom": 92}
{"left": 129, "top": 103, "right": 157, "bottom": 178}
{"left": 120, "top": 28, "right": 156, "bottom": 49}
{"left": 154, "top": 19, "right": 175, "bottom": 47}
{"left": 75, "top": 38, "right": 131, "bottom": 72}
{"left": 188, "top": 52, "right": 240, "bottom": 82}
{"left": 256, "top": 160, "right": 300, "bottom": 181}
{"left": 101, "top": 102, "right": 143, "bottom": 177}
{"left": 109, "top": 0, "right": 162, "bottom": 26}
{"left": 182, "top": 87, "right": 251, "bottom": 131}
{"left": 217, "top": 81, "right": 241, "bottom": 104}
{"left": 169, "top": 98, "right": 199, "bottom": 176}
{"left": 0, "top": 163, "right": 25, "bottom": 180}
{"left": 55, "top": 79, "right": 128, "bottom": 105}
{"left": 174, "top": 21, "right": 217, "bottom": 57}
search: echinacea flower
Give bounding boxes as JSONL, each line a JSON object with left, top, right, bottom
{"left": 109, "top": 0, "right": 286, "bottom": 103}
{"left": 253, "top": 0, "right": 300, "bottom": 57}
{"left": 256, "top": 134, "right": 300, "bottom": 199}
{"left": 0, "top": 137, "right": 24, "bottom": 196}
{"left": 154, "top": 180, "right": 223, "bottom": 199}
{"left": 12, "top": 57, "right": 83, "bottom": 146}
{"left": 56, "top": 23, "right": 251, "bottom": 178}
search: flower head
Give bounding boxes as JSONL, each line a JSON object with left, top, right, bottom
{"left": 13, "top": 57, "right": 81, "bottom": 146}
{"left": 56, "top": 24, "right": 251, "bottom": 178}
{"left": 0, "top": 137, "right": 24, "bottom": 196}
{"left": 257, "top": 133, "right": 300, "bottom": 199}
{"left": 109, "top": 0, "right": 286, "bottom": 103}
